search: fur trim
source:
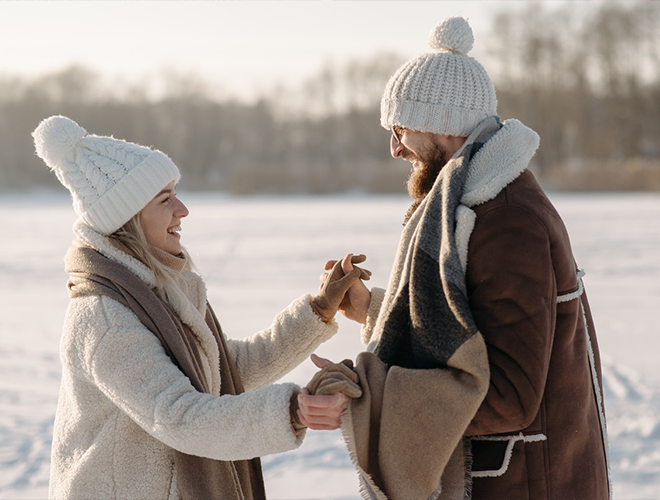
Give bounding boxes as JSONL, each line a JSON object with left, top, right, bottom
{"left": 455, "top": 206, "right": 476, "bottom": 275}
{"left": 449, "top": 120, "right": 539, "bottom": 281}
{"left": 581, "top": 300, "right": 613, "bottom": 498}
{"left": 557, "top": 269, "right": 586, "bottom": 303}
{"left": 470, "top": 433, "right": 547, "bottom": 478}
{"left": 73, "top": 220, "right": 156, "bottom": 286}
{"left": 461, "top": 120, "right": 540, "bottom": 208}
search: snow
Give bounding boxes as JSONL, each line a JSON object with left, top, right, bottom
{"left": 1, "top": 190, "right": 659, "bottom": 499}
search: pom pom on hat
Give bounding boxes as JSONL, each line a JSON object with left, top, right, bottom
{"left": 32, "top": 115, "right": 181, "bottom": 235}
{"left": 380, "top": 16, "right": 497, "bottom": 137}
{"left": 33, "top": 115, "right": 87, "bottom": 170}
{"left": 429, "top": 16, "right": 474, "bottom": 55}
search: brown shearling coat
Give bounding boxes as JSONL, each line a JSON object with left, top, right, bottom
{"left": 465, "top": 169, "right": 610, "bottom": 500}
{"left": 356, "top": 120, "right": 609, "bottom": 499}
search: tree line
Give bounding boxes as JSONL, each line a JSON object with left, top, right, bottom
{"left": 1, "top": 2, "right": 658, "bottom": 194}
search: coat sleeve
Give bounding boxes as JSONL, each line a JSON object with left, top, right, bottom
{"left": 464, "top": 204, "right": 556, "bottom": 436}
{"left": 72, "top": 295, "right": 303, "bottom": 461}
{"left": 225, "top": 293, "right": 338, "bottom": 391}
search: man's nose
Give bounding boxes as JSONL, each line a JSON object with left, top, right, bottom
{"left": 390, "top": 135, "right": 404, "bottom": 158}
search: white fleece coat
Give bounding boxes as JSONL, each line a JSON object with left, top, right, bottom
{"left": 49, "top": 225, "right": 338, "bottom": 500}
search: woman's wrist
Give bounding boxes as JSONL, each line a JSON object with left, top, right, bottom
{"left": 289, "top": 390, "right": 307, "bottom": 436}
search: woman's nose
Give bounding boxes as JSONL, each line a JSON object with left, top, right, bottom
{"left": 176, "top": 198, "right": 189, "bottom": 218}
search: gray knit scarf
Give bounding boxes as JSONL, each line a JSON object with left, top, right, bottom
{"left": 341, "top": 117, "right": 501, "bottom": 500}
{"left": 375, "top": 116, "right": 502, "bottom": 369}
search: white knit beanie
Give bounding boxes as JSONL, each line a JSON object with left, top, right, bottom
{"left": 381, "top": 17, "right": 497, "bottom": 137}
{"left": 32, "top": 116, "right": 181, "bottom": 235}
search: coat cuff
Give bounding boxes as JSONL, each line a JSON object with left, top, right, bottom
{"left": 280, "top": 383, "right": 307, "bottom": 446}
{"left": 360, "top": 287, "right": 385, "bottom": 345}
{"left": 298, "top": 293, "right": 339, "bottom": 341}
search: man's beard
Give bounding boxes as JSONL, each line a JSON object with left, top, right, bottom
{"left": 402, "top": 142, "right": 451, "bottom": 224}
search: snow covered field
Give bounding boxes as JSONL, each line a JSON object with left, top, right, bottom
{"left": 1, "top": 191, "right": 659, "bottom": 499}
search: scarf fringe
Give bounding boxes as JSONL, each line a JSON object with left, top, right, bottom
{"left": 340, "top": 405, "right": 388, "bottom": 500}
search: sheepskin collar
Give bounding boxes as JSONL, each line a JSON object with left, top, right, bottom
{"left": 73, "top": 221, "right": 157, "bottom": 286}
{"left": 461, "top": 119, "right": 540, "bottom": 207}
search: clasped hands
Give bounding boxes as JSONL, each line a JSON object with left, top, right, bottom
{"left": 292, "top": 354, "right": 362, "bottom": 431}
{"left": 292, "top": 254, "right": 371, "bottom": 431}
{"left": 310, "top": 253, "right": 371, "bottom": 324}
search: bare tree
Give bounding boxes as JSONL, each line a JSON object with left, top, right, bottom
{"left": 1, "top": 3, "right": 658, "bottom": 194}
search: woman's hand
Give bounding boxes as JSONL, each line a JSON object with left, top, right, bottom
{"left": 295, "top": 388, "right": 348, "bottom": 431}
{"left": 322, "top": 254, "right": 371, "bottom": 324}
{"left": 311, "top": 253, "right": 368, "bottom": 323}
{"left": 295, "top": 354, "right": 360, "bottom": 430}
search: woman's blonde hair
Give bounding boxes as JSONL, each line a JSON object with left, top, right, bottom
{"left": 107, "top": 214, "right": 194, "bottom": 308}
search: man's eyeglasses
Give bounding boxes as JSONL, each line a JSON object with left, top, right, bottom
{"left": 391, "top": 126, "right": 404, "bottom": 145}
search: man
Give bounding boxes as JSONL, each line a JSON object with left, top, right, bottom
{"left": 310, "top": 16, "right": 610, "bottom": 500}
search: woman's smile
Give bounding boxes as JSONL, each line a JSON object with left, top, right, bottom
{"left": 141, "top": 181, "right": 189, "bottom": 255}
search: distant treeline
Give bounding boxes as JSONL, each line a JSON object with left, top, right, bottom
{"left": 1, "top": 2, "right": 658, "bottom": 194}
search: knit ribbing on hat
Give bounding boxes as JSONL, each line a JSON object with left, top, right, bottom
{"left": 82, "top": 151, "right": 180, "bottom": 234}
{"left": 380, "top": 17, "right": 497, "bottom": 137}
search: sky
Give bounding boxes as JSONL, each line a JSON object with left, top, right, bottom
{"left": 1, "top": 1, "right": 506, "bottom": 101}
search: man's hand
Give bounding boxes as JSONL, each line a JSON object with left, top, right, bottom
{"left": 306, "top": 353, "right": 362, "bottom": 398}
{"left": 322, "top": 254, "right": 372, "bottom": 324}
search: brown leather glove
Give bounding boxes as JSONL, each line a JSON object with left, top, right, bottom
{"left": 336, "top": 254, "right": 372, "bottom": 281}
{"left": 311, "top": 254, "right": 371, "bottom": 323}
{"left": 306, "top": 359, "right": 362, "bottom": 398}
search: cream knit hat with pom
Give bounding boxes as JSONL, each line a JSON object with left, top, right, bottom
{"left": 381, "top": 17, "right": 497, "bottom": 137}
{"left": 32, "top": 116, "right": 180, "bottom": 235}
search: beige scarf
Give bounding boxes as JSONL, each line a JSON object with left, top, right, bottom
{"left": 65, "top": 244, "right": 266, "bottom": 500}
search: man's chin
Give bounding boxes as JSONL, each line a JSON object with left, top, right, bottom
{"left": 406, "top": 166, "right": 432, "bottom": 200}
{"left": 406, "top": 156, "right": 449, "bottom": 200}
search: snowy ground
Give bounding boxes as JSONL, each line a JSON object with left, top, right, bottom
{"left": 1, "top": 191, "right": 659, "bottom": 499}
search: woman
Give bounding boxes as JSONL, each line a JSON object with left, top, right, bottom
{"left": 33, "top": 116, "right": 364, "bottom": 500}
